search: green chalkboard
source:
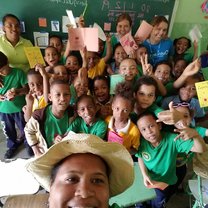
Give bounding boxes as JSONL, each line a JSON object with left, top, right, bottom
{"left": 0, "top": 0, "right": 176, "bottom": 43}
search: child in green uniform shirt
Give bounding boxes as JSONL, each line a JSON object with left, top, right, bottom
{"left": 136, "top": 112, "right": 207, "bottom": 208}
{"left": 173, "top": 102, "right": 208, "bottom": 189}
{"left": 131, "top": 76, "right": 182, "bottom": 126}
{"left": 25, "top": 80, "right": 74, "bottom": 157}
{"left": 67, "top": 94, "right": 107, "bottom": 139}
{"left": 0, "top": 52, "right": 29, "bottom": 159}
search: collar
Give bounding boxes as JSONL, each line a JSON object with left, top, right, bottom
{"left": 108, "top": 116, "right": 131, "bottom": 134}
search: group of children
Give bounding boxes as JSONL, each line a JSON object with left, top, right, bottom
{"left": 0, "top": 13, "right": 207, "bottom": 208}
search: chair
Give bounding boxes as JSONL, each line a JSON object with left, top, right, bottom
{"left": 109, "top": 163, "right": 156, "bottom": 207}
{"left": 189, "top": 147, "right": 208, "bottom": 208}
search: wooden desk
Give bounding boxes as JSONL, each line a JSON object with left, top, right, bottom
{"left": 109, "top": 163, "right": 156, "bottom": 207}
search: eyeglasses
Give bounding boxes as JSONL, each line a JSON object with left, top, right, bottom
{"left": 172, "top": 102, "right": 190, "bottom": 108}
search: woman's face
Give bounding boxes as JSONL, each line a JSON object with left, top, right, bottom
{"left": 3, "top": 16, "right": 21, "bottom": 44}
{"left": 49, "top": 153, "right": 110, "bottom": 208}
{"left": 116, "top": 19, "right": 131, "bottom": 38}
{"left": 151, "top": 21, "right": 168, "bottom": 43}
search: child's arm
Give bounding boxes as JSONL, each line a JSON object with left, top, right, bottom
{"left": 157, "top": 101, "right": 183, "bottom": 125}
{"left": 24, "top": 92, "right": 34, "bottom": 122}
{"left": 103, "top": 35, "right": 112, "bottom": 63}
{"left": 35, "top": 64, "right": 49, "bottom": 103}
{"left": 192, "top": 40, "right": 198, "bottom": 61}
{"left": 173, "top": 59, "right": 200, "bottom": 89}
{"left": 174, "top": 126, "right": 207, "bottom": 153}
{"left": 138, "top": 157, "right": 153, "bottom": 187}
{"left": 141, "top": 54, "right": 167, "bottom": 96}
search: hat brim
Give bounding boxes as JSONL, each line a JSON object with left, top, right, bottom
{"left": 26, "top": 133, "right": 134, "bottom": 197}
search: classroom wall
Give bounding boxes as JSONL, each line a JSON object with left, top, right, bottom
{"left": 171, "top": 0, "right": 208, "bottom": 53}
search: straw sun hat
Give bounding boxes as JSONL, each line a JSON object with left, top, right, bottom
{"left": 26, "top": 133, "right": 134, "bottom": 197}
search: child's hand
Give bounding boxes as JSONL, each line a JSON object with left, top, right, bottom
{"left": 25, "top": 92, "right": 35, "bottom": 105}
{"left": 0, "top": 76, "right": 3, "bottom": 88}
{"left": 134, "top": 36, "right": 143, "bottom": 45}
{"left": 143, "top": 175, "right": 153, "bottom": 187}
{"left": 157, "top": 102, "right": 183, "bottom": 125}
{"left": 77, "top": 15, "right": 85, "bottom": 28}
{"left": 182, "top": 58, "right": 201, "bottom": 77}
{"left": 35, "top": 64, "right": 47, "bottom": 77}
{"left": 0, "top": 94, "right": 6, "bottom": 101}
{"left": 141, "top": 54, "right": 153, "bottom": 76}
{"left": 5, "top": 88, "right": 16, "bottom": 100}
{"left": 174, "top": 125, "right": 199, "bottom": 141}
{"left": 54, "top": 134, "right": 64, "bottom": 144}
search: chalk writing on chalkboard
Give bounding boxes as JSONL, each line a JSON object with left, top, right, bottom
{"left": 101, "top": 0, "right": 152, "bottom": 25}
{"left": 46, "top": 0, "right": 86, "bottom": 7}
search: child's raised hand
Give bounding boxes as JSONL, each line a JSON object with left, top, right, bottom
{"left": 77, "top": 15, "right": 85, "bottom": 28}
{"left": 157, "top": 101, "right": 183, "bottom": 125}
{"left": 174, "top": 126, "right": 199, "bottom": 141}
{"left": 141, "top": 54, "right": 153, "bottom": 76}
{"left": 182, "top": 58, "right": 201, "bottom": 77}
{"left": 35, "top": 63, "right": 47, "bottom": 77}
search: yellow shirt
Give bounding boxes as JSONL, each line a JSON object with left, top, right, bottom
{"left": 0, "top": 35, "right": 33, "bottom": 73}
{"left": 88, "top": 58, "right": 106, "bottom": 79}
{"left": 105, "top": 116, "right": 140, "bottom": 152}
{"left": 32, "top": 95, "right": 47, "bottom": 112}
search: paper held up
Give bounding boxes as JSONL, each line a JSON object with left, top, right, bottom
{"left": 189, "top": 25, "right": 202, "bottom": 43}
{"left": 134, "top": 20, "right": 153, "bottom": 42}
{"left": 120, "top": 32, "right": 138, "bottom": 55}
{"left": 66, "top": 10, "right": 77, "bottom": 28}
{"left": 93, "top": 22, "right": 106, "bottom": 41}
{"left": 24, "top": 47, "right": 45, "bottom": 68}
{"left": 69, "top": 28, "right": 98, "bottom": 52}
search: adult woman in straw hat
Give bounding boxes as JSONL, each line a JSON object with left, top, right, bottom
{"left": 26, "top": 133, "right": 134, "bottom": 208}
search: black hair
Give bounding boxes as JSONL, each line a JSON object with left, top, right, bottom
{"left": 113, "top": 81, "right": 134, "bottom": 107}
{"left": 67, "top": 51, "right": 83, "bottom": 67}
{"left": 173, "top": 37, "right": 191, "bottom": 49}
{"left": 113, "top": 43, "right": 123, "bottom": 56}
{"left": 50, "top": 79, "right": 69, "bottom": 89}
{"left": 76, "top": 94, "right": 96, "bottom": 108}
{"left": 134, "top": 76, "right": 159, "bottom": 97}
{"left": 49, "top": 35, "right": 63, "bottom": 45}
{"left": 2, "top": 13, "right": 20, "bottom": 25}
{"left": 90, "top": 75, "right": 110, "bottom": 95}
{"left": 50, "top": 153, "right": 110, "bottom": 185}
{"left": 137, "top": 111, "right": 157, "bottom": 123}
{"left": 44, "top": 46, "right": 59, "bottom": 56}
{"left": 27, "top": 68, "right": 42, "bottom": 76}
{"left": 0, "top": 52, "right": 8, "bottom": 68}
{"left": 154, "top": 60, "right": 172, "bottom": 72}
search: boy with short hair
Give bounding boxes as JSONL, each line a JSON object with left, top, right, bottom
{"left": 24, "top": 80, "right": 74, "bottom": 157}
{"left": 136, "top": 112, "right": 207, "bottom": 208}
{"left": 0, "top": 52, "right": 30, "bottom": 159}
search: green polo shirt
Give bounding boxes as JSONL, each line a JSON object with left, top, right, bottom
{"left": 0, "top": 68, "right": 27, "bottom": 113}
{"left": 67, "top": 116, "right": 107, "bottom": 139}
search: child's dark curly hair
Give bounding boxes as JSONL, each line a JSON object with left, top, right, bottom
{"left": 113, "top": 81, "right": 134, "bottom": 107}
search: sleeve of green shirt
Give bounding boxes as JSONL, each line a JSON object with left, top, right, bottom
{"left": 67, "top": 117, "right": 81, "bottom": 133}
{"left": 94, "top": 119, "right": 107, "bottom": 139}
{"left": 195, "top": 126, "right": 207, "bottom": 138}
{"left": 148, "top": 103, "right": 164, "bottom": 117}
